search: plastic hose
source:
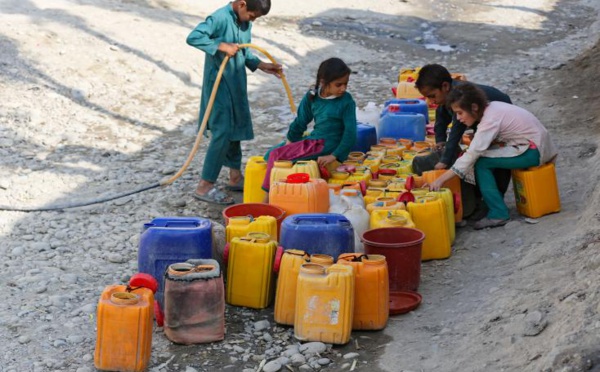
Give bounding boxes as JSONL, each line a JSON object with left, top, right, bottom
{"left": 0, "top": 44, "right": 294, "bottom": 212}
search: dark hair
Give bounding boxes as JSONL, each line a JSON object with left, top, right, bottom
{"left": 415, "top": 64, "right": 452, "bottom": 90}
{"left": 446, "top": 82, "right": 489, "bottom": 120}
{"left": 310, "top": 57, "right": 351, "bottom": 101}
{"left": 245, "top": 0, "right": 271, "bottom": 15}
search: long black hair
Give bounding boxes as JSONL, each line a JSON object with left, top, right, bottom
{"left": 309, "top": 57, "right": 351, "bottom": 101}
{"left": 446, "top": 82, "right": 489, "bottom": 120}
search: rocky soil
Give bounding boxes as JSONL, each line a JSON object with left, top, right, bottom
{"left": 0, "top": 0, "right": 599, "bottom": 371}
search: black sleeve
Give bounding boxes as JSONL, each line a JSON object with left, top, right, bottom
{"left": 434, "top": 106, "right": 452, "bottom": 144}
{"left": 440, "top": 116, "right": 467, "bottom": 165}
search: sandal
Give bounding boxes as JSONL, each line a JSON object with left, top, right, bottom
{"left": 225, "top": 177, "right": 244, "bottom": 192}
{"left": 474, "top": 217, "right": 509, "bottom": 230}
{"left": 193, "top": 188, "right": 235, "bottom": 206}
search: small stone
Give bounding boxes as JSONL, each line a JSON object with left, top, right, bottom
{"left": 523, "top": 310, "right": 548, "bottom": 336}
{"left": 263, "top": 333, "right": 273, "bottom": 342}
{"left": 299, "top": 341, "right": 327, "bottom": 355}
{"left": 317, "top": 358, "right": 331, "bottom": 365}
{"left": 82, "top": 354, "right": 93, "bottom": 362}
{"left": 107, "top": 253, "right": 129, "bottom": 264}
{"left": 262, "top": 360, "right": 282, "bottom": 372}
{"left": 11, "top": 247, "right": 25, "bottom": 256}
{"left": 76, "top": 367, "right": 93, "bottom": 372}
{"left": 254, "top": 319, "right": 270, "bottom": 331}
{"left": 290, "top": 353, "right": 306, "bottom": 365}
{"left": 18, "top": 335, "right": 31, "bottom": 344}
{"left": 343, "top": 352, "right": 360, "bottom": 359}
{"left": 233, "top": 345, "right": 245, "bottom": 353}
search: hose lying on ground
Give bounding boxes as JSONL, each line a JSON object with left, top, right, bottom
{"left": 0, "top": 44, "right": 295, "bottom": 212}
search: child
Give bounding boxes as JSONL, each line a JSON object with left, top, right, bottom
{"left": 427, "top": 83, "right": 557, "bottom": 230}
{"left": 261, "top": 57, "right": 357, "bottom": 194}
{"left": 414, "top": 63, "right": 513, "bottom": 221}
{"left": 187, "top": 0, "right": 282, "bottom": 205}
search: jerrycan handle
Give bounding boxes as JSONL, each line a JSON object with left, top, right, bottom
{"left": 287, "top": 173, "right": 310, "bottom": 183}
{"left": 294, "top": 216, "right": 329, "bottom": 225}
{"left": 453, "top": 192, "right": 461, "bottom": 213}
{"left": 273, "top": 246, "right": 284, "bottom": 273}
{"left": 164, "top": 220, "right": 200, "bottom": 228}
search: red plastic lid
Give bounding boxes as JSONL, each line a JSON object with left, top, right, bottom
{"left": 389, "top": 291, "right": 422, "bottom": 315}
{"left": 273, "top": 246, "right": 284, "bottom": 273}
{"left": 129, "top": 273, "right": 158, "bottom": 294}
{"left": 378, "top": 169, "right": 397, "bottom": 176}
{"left": 319, "top": 166, "right": 331, "bottom": 180}
{"left": 287, "top": 173, "right": 310, "bottom": 183}
{"left": 154, "top": 301, "right": 164, "bottom": 327}
{"left": 391, "top": 87, "right": 397, "bottom": 96}
{"left": 398, "top": 191, "right": 415, "bottom": 204}
{"left": 405, "top": 175, "right": 414, "bottom": 191}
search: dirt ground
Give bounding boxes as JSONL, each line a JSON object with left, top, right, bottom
{"left": 0, "top": 0, "right": 599, "bottom": 371}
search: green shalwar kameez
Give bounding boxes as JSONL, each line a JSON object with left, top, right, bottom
{"left": 187, "top": 3, "right": 261, "bottom": 182}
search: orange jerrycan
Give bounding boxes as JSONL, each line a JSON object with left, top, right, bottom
{"left": 370, "top": 209, "right": 416, "bottom": 229}
{"left": 427, "top": 188, "right": 456, "bottom": 244}
{"left": 274, "top": 249, "right": 309, "bottom": 325}
{"left": 294, "top": 263, "right": 355, "bottom": 344}
{"left": 225, "top": 215, "right": 278, "bottom": 243}
{"left": 419, "top": 169, "right": 463, "bottom": 222}
{"left": 94, "top": 285, "right": 153, "bottom": 372}
{"left": 226, "top": 232, "right": 278, "bottom": 309}
{"left": 309, "top": 253, "right": 334, "bottom": 267}
{"left": 337, "top": 253, "right": 389, "bottom": 331}
{"left": 163, "top": 259, "right": 224, "bottom": 344}
{"left": 244, "top": 156, "right": 268, "bottom": 203}
{"left": 269, "top": 176, "right": 329, "bottom": 216}
{"left": 512, "top": 162, "right": 560, "bottom": 218}
{"left": 407, "top": 195, "right": 451, "bottom": 261}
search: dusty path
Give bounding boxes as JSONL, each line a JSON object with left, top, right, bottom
{"left": 0, "top": 0, "right": 599, "bottom": 371}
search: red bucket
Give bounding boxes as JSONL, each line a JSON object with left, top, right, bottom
{"left": 361, "top": 227, "right": 425, "bottom": 292}
{"left": 222, "top": 203, "right": 286, "bottom": 240}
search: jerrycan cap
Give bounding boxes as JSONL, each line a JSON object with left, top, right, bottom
{"left": 389, "top": 291, "right": 422, "bottom": 315}
{"left": 287, "top": 173, "right": 310, "bottom": 183}
{"left": 129, "top": 273, "right": 159, "bottom": 294}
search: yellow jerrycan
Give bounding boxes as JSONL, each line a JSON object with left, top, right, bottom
{"left": 366, "top": 197, "right": 406, "bottom": 214}
{"left": 512, "top": 162, "right": 560, "bottom": 218}
{"left": 427, "top": 188, "right": 456, "bottom": 244}
{"left": 294, "top": 263, "right": 355, "bottom": 344}
{"left": 243, "top": 156, "right": 268, "bottom": 203}
{"left": 407, "top": 195, "right": 451, "bottom": 261}
{"left": 337, "top": 253, "right": 389, "bottom": 330}
{"left": 225, "top": 215, "right": 278, "bottom": 243}
{"left": 370, "top": 209, "right": 416, "bottom": 229}
{"left": 226, "top": 232, "right": 278, "bottom": 309}
{"left": 274, "top": 249, "right": 309, "bottom": 325}
{"left": 94, "top": 285, "right": 154, "bottom": 372}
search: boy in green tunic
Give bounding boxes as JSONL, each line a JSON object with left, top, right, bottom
{"left": 187, "top": 0, "right": 282, "bottom": 205}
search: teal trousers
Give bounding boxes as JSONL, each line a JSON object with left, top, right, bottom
{"left": 475, "top": 148, "right": 540, "bottom": 220}
{"left": 202, "top": 131, "right": 242, "bottom": 183}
